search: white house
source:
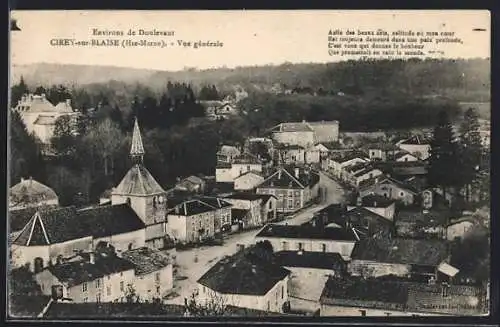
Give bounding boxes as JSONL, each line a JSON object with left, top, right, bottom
{"left": 327, "top": 152, "right": 369, "bottom": 179}
{"left": 255, "top": 224, "right": 359, "bottom": 260}
{"left": 121, "top": 247, "right": 173, "bottom": 301}
{"left": 347, "top": 194, "right": 396, "bottom": 221}
{"left": 446, "top": 218, "right": 476, "bottom": 241}
{"left": 396, "top": 135, "right": 431, "bottom": 160}
{"left": 394, "top": 151, "right": 419, "bottom": 163}
{"left": 165, "top": 200, "right": 216, "bottom": 244}
{"left": 196, "top": 248, "right": 291, "bottom": 313}
{"left": 10, "top": 204, "right": 146, "bottom": 273}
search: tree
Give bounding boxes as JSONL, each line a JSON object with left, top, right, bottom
{"left": 10, "top": 76, "right": 29, "bottom": 108}
{"left": 428, "top": 110, "right": 462, "bottom": 203}
{"left": 9, "top": 110, "right": 46, "bottom": 184}
{"left": 184, "top": 290, "right": 230, "bottom": 316}
{"left": 459, "top": 108, "right": 483, "bottom": 202}
{"left": 51, "top": 115, "right": 79, "bottom": 158}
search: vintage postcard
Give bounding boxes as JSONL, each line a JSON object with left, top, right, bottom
{"left": 8, "top": 10, "right": 491, "bottom": 320}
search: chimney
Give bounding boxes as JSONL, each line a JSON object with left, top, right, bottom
{"left": 295, "top": 167, "right": 300, "bottom": 178}
{"left": 29, "top": 176, "right": 33, "bottom": 186}
{"left": 175, "top": 206, "right": 180, "bottom": 214}
{"left": 89, "top": 252, "right": 95, "bottom": 264}
{"left": 356, "top": 196, "right": 362, "bottom": 207}
{"left": 66, "top": 98, "right": 71, "bottom": 107}
{"left": 278, "top": 169, "right": 282, "bottom": 179}
{"left": 373, "top": 201, "right": 377, "bottom": 207}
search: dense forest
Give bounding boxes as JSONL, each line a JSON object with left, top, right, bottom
{"left": 13, "top": 58, "right": 490, "bottom": 102}
{"left": 9, "top": 58, "right": 489, "bottom": 206}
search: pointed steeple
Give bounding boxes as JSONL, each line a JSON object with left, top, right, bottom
{"left": 130, "top": 117, "right": 145, "bottom": 163}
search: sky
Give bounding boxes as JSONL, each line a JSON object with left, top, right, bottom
{"left": 10, "top": 10, "right": 490, "bottom": 71}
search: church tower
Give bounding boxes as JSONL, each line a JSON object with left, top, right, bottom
{"left": 111, "top": 118, "right": 167, "bottom": 249}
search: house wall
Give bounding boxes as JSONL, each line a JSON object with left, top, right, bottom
{"left": 35, "top": 269, "right": 69, "bottom": 298}
{"left": 360, "top": 183, "right": 415, "bottom": 205}
{"left": 366, "top": 202, "right": 396, "bottom": 221}
{"left": 320, "top": 304, "right": 441, "bottom": 317}
{"left": 261, "top": 198, "right": 277, "bottom": 223}
{"left": 134, "top": 264, "right": 173, "bottom": 301}
{"left": 215, "top": 207, "right": 232, "bottom": 230}
{"left": 32, "top": 124, "right": 55, "bottom": 144}
{"left": 305, "top": 150, "right": 321, "bottom": 164}
{"left": 225, "top": 198, "right": 263, "bottom": 227}
{"left": 352, "top": 169, "right": 384, "bottom": 187}
{"left": 11, "top": 244, "right": 51, "bottom": 271}
{"left": 93, "top": 229, "right": 146, "bottom": 255}
{"left": 165, "top": 214, "right": 186, "bottom": 242}
{"left": 71, "top": 269, "right": 136, "bottom": 303}
{"left": 216, "top": 168, "right": 233, "bottom": 183}
{"left": 272, "top": 131, "right": 315, "bottom": 148}
{"left": 234, "top": 174, "right": 265, "bottom": 191}
{"left": 281, "top": 148, "right": 306, "bottom": 164}
{"left": 255, "top": 236, "right": 356, "bottom": 260}
{"left": 287, "top": 267, "right": 334, "bottom": 312}
{"left": 349, "top": 260, "right": 411, "bottom": 278}
{"left": 145, "top": 223, "right": 166, "bottom": 246}
{"left": 368, "top": 149, "right": 386, "bottom": 161}
{"left": 256, "top": 188, "right": 304, "bottom": 213}
{"left": 310, "top": 123, "right": 339, "bottom": 143}
{"left": 232, "top": 164, "right": 263, "bottom": 180}
{"left": 185, "top": 211, "right": 216, "bottom": 243}
{"left": 398, "top": 144, "right": 431, "bottom": 160}
{"left": 197, "top": 276, "right": 289, "bottom": 313}
{"left": 446, "top": 221, "right": 475, "bottom": 241}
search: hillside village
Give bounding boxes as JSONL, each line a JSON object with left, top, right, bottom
{"left": 8, "top": 63, "right": 491, "bottom": 318}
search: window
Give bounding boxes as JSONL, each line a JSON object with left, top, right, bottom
{"left": 322, "top": 243, "right": 327, "bottom": 252}
{"left": 385, "top": 312, "right": 391, "bottom": 316}
{"left": 107, "top": 276, "right": 111, "bottom": 280}
{"left": 120, "top": 281, "right": 124, "bottom": 292}
{"left": 120, "top": 272, "right": 123, "bottom": 277}
{"left": 96, "top": 279, "right": 100, "bottom": 288}
{"left": 268, "top": 201, "right": 272, "bottom": 209}
{"left": 288, "top": 191, "right": 293, "bottom": 198}
{"left": 282, "top": 241, "right": 288, "bottom": 251}
{"left": 369, "top": 173, "right": 373, "bottom": 178}
{"left": 155, "top": 272, "right": 160, "bottom": 282}
{"left": 288, "top": 199, "right": 293, "bottom": 208}
{"left": 267, "top": 301, "right": 270, "bottom": 311}
{"left": 359, "top": 310, "right": 366, "bottom": 316}
{"left": 107, "top": 286, "right": 111, "bottom": 296}
{"left": 156, "top": 286, "right": 161, "bottom": 294}
{"left": 83, "top": 297, "right": 88, "bottom": 303}
{"left": 247, "top": 165, "right": 251, "bottom": 171}
{"left": 298, "top": 242, "right": 304, "bottom": 251}
{"left": 96, "top": 293, "right": 101, "bottom": 303}
{"left": 82, "top": 282, "right": 88, "bottom": 292}
{"left": 281, "top": 285, "right": 284, "bottom": 299}
{"left": 400, "top": 192, "right": 404, "bottom": 197}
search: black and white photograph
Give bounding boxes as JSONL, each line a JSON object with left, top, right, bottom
{"left": 7, "top": 10, "right": 491, "bottom": 320}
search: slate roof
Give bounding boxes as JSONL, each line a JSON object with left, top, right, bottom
{"left": 346, "top": 207, "right": 393, "bottom": 226}
{"left": 47, "top": 254, "right": 136, "bottom": 287}
{"left": 113, "top": 164, "right": 166, "bottom": 196}
{"left": 333, "top": 151, "right": 369, "bottom": 164}
{"left": 399, "top": 135, "right": 429, "bottom": 145}
{"left": 195, "top": 196, "right": 232, "bottom": 209}
{"left": 258, "top": 167, "right": 320, "bottom": 189}
{"left": 33, "top": 115, "right": 57, "bottom": 125}
{"left": 320, "top": 277, "right": 484, "bottom": 315}
{"left": 256, "top": 224, "right": 358, "bottom": 242}
{"left": 9, "top": 207, "right": 39, "bottom": 233}
{"left": 272, "top": 122, "right": 313, "bottom": 133}
{"left": 362, "top": 176, "right": 420, "bottom": 194}
{"left": 166, "top": 199, "right": 216, "bottom": 216}
{"left": 359, "top": 194, "right": 395, "bottom": 208}
{"left": 13, "top": 204, "right": 146, "bottom": 246}
{"left": 353, "top": 166, "right": 380, "bottom": 178}
{"left": 320, "top": 277, "right": 409, "bottom": 310}
{"left": 224, "top": 192, "right": 264, "bottom": 201}
{"left": 10, "top": 178, "right": 58, "bottom": 205}
{"left": 197, "top": 250, "right": 291, "bottom": 296}
{"left": 121, "top": 247, "right": 171, "bottom": 276}
{"left": 274, "top": 251, "right": 346, "bottom": 270}
{"left": 396, "top": 208, "right": 452, "bottom": 227}
{"left": 216, "top": 161, "right": 232, "bottom": 169}
{"left": 350, "top": 237, "right": 448, "bottom": 266}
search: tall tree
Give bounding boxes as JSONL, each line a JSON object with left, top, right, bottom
{"left": 459, "top": 108, "right": 483, "bottom": 202}
{"left": 10, "top": 76, "right": 29, "bottom": 108}
{"left": 51, "top": 115, "right": 79, "bottom": 160}
{"left": 428, "top": 110, "right": 462, "bottom": 203}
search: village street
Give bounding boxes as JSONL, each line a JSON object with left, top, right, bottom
{"left": 163, "top": 171, "right": 346, "bottom": 305}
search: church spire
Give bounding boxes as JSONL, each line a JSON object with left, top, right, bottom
{"left": 130, "top": 117, "right": 145, "bottom": 163}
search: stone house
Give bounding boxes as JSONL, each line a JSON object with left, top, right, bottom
{"left": 197, "top": 248, "right": 291, "bottom": 313}
{"left": 222, "top": 192, "right": 264, "bottom": 228}
{"left": 234, "top": 171, "right": 265, "bottom": 191}
{"left": 256, "top": 167, "right": 320, "bottom": 213}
